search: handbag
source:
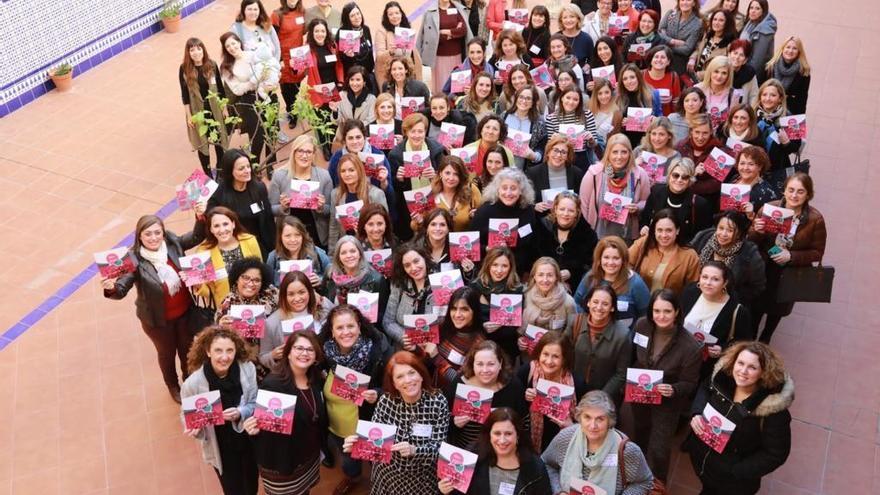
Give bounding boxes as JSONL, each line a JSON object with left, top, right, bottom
{"left": 619, "top": 432, "right": 668, "bottom": 495}
{"left": 776, "top": 264, "right": 834, "bottom": 303}
{"left": 768, "top": 150, "right": 811, "bottom": 193}
{"left": 187, "top": 286, "right": 217, "bottom": 334}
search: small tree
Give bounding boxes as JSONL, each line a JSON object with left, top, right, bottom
{"left": 190, "top": 91, "right": 241, "bottom": 145}
{"left": 288, "top": 82, "right": 337, "bottom": 147}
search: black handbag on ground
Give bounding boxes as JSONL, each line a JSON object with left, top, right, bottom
{"left": 776, "top": 264, "right": 834, "bottom": 303}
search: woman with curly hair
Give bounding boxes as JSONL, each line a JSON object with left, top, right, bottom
{"left": 182, "top": 326, "right": 258, "bottom": 495}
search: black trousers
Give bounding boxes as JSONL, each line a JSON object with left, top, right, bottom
{"left": 234, "top": 91, "right": 267, "bottom": 162}
{"left": 214, "top": 437, "right": 259, "bottom": 495}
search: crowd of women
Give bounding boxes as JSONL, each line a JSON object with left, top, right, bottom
{"left": 102, "top": 0, "right": 822, "bottom": 493}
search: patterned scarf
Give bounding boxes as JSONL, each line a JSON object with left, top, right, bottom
{"left": 323, "top": 335, "right": 374, "bottom": 373}
{"left": 699, "top": 235, "right": 743, "bottom": 268}
{"left": 403, "top": 279, "right": 431, "bottom": 313}
{"left": 330, "top": 268, "right": 368, "bottom": 304}
{"left": 528, "top": 361, "right": 575, "bottom": 449}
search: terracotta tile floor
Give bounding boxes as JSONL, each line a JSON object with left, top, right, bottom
{"left": 0, "top": 0, "right": 874, "bottom": 493}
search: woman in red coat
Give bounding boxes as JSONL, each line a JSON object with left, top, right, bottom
{"left": 304, "top": 18, "right": 344, "bottom": 108}
{"left": 272, "top": 0, "right": 307, "bottom": 126}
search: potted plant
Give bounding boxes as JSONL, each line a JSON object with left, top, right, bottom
{"left": 159, "top": 2, "right": 182, "bottom": 33}
{"left": 49, "top": 63, "right": 74, "bottom": 92}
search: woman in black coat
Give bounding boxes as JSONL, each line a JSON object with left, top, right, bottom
{"left": 639, "top": 157, "right": 713, "bottom": 243}
{"left": 424, "top": 94, "right": 477, "bottom": 150}
{"left": 468, "top": 167, "right": 537, "bottom": 276}
{"left": 208, "top": 149, "right": 276, "bottom": 259}
{"left": 680, "top": 261, "right": 755, "bottom": 379}
{"left": 524, "top": 136, "right": 585, "bottom": 213}
{"left": 438, "top": 408, "right": 552, "bottom": 495}
{"left": 387, "top": 113, "right": 447, "bottom": 241}
{"left": 532, "top": 191, "right": 597, "bottom": 290}
{"left": 336, "top": 2, "right": 378, "bottom": 94}
{"left": 690, "top": 211, "right": 766, "bottom": 308}
{"left": 684, "top": 341, "right": 794, "bottom": 495}
{"left": 765, "top": 36, "right": 811, "bottom": 115}
{"left": 101, "top": 211, "right": 206, "bottom": 402}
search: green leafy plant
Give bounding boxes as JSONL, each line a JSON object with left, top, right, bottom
{"left": 254, "top": 98, "right": 281, "bottom": 151}
{"left": 289, "top": 82, "right": 337, "bottom": 146}
{"left": 190, "top": 91, "right": 241, "bottom": 145}
{"left": 52, "top": 63, "right": 73, "bottom": 76}
{"left": 159, "top": 1, "right": 182, "bottom": 19}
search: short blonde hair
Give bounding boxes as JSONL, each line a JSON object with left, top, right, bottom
{"left": 557, "top": 4, "right": 584, "bottom": 29}
{"left": 287, "top": 134, "right": 317, "bottom": 174}
{"left": 374, "top": 92, "right": 397, "bottom": 116}
{"left": 666, "top": 156, "right": 696, "bottom": 180}
{"left": 402, "top": 113, "right": 428, "bottom": 136}
{"left": 700, "top": 55, "right": 733, "bottom": 90}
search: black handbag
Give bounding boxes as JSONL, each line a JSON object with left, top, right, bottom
{"left": 769, "top": 153, "right": 810, "bottom": 193}
{"left": 776, "top": 264, "right": 834, "bottom": 303}
{"left": 187, "top": 286, "right": 217, "bottom": 335}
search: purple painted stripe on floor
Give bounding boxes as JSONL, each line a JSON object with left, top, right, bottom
{"left": 0, "top": 0, "right": 438, "bottom": 351}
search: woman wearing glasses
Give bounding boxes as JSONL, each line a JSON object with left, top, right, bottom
{"left": 639, "top": 157, "right": 713, "bottom": 244}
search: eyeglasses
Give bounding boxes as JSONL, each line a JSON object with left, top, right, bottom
{"left": 292, "top": 346, "right": 316, "bottom": 354}
{"left": 517, "top": 94, "right": 534, "bottom": 101}
{"left": 670, "top": 172, "right": 691, "bottom": 181}
{"left": 550, "top": 148, "right": 568, "bottom": 156}
{"left": 240, "top": 275, "right": 262, "bottom": 285}
{"left": 295, "top": 149, "right": 315, "bottom": 155}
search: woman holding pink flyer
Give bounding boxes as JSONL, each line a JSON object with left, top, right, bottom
{"left": 181, "top": 326, "right": 259, "bottom": 495}
{"left": 441, "top": 38, "right": 494, "bottom": 96}
{"left": 425, "top": 95, "right": 476, "bottom": 150}
{"left": 542, "top": 390, "right": 654, "bottom": 495}
{"left": 633, "top": 117, "right": 681, "bottom": 184}
{"left": 319, "top": 235, "right": 388, "bottom": 310}
{"left": 380, "top": 56, "right": 432, "bottom": 117}
{"left": 684, "top": 341, "right": 793, "bottom": 495}
{"left": 517, "top": 332, "right": 587, "bottom": 452}
{"left": 320, "top": 304, "right": 393, "bottom": 494}
{"left": 261, "top": 270, "right": 332, "bottom": 366}
{"left": 616, "top": 63, "right": 663, "bottom": 148}
{"left": 754, "top": 79, "right": 803, "bottom": 193}
{"left": 102, "top": 210, "right": 206, "bottom": 403}
{"left": 716, "top": 103, "right": 764, "bottom": 151}
{"left": 334, "top": 3, "right": 377, "bottom": 94}
{"left": 579, "top": 134, "right": 651, "bottom": 242}
{"left": 723, "top": 145, "right": 778, "bottom": 215}
{"left": 622, "top": 10, "right": 665, "bottom": 71}
{"left": 676, "top": 113, "right": 732, "bottom": 210}
{"left": 445, "top": 340, "right": 528, "bottom": 449}
{"left": 374, "top": 2, "right": 423, "bottom": 89}
{"left": 495, "top": 65, "right": 549, "bottom": 115}
{"left": 268, "top": 135, "right": 333, "bottom": 249}
{"left": 501, "top": 86, "right": 548, "bottom": 169}
{"left": 626, "top": 289, "right": 702, "bottom": 487}
{"left": 639, "top": 157, "right": 713, "bottom": 243}
{"left": 439, "top": 408, "right": 552, "bottom": 494}
{"left": 748, "top": 173, "right": 826, "bottom": 344}
{"left": 470, "top": 167, "right": 537, "bottom": 272}
{"left": 266, "top": 216, "right": 331, "bottom": 287}
{"left": 343, "top": 351, "right": 450, "bottom": 493}
{"left": 244, "top": 331, "right": 328, "bottom": 495}
{"left": 641, "top": 46, "right": 682, "bottom": 116}
{"left": 519, "top": 258, "right": 578, "bottom": 350}
{"left": 384, "top": 243, "right": 437, "bottom": 346}
{"left": 327, "top": 153, "right": 389, "bottom": 248}
{"left": 470, "top": 246, "right": 523, "bottom": 359}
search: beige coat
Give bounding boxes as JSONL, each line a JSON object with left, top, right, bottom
{"left": 374, "top": 28, "right": 424, "bottom": 89}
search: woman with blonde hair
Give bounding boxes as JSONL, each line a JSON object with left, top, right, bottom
{"left": 532, "top": 189, "right": 598, "bottom": 288}
{"left": 456, "top": 72, "right": 498, "bottom": 123}
{"left": 557, "top": 3, "right": 594, "bottom": 65}
{"left": 573, "top": 236, "right": 650, "bottom": 326}
{"left": 366, "top": 92, "right": 404, "bottom": 154}
{"left": 269, "top": 134, "right": 333, "bottom": 248}
{"left": 765, "top": 36, "right": 811, "bottom": 114}
{"left": 695, "top": 55, "right": 736, "bottom": 130}
{"left": 181, "top": 325, "right": 258, "bottom": 494}
{"left": 578, "top": 133, "right": 651, "bottom": 242}
{"left": 327, "top": 153, "right": 389, "bottom": 248}
{"left": 588, "top": 78, "right": 623, "bottom": 145}
{"left": 753, "top": 79, "right": 802, "bottom": 192}
{"left": 518, "top": 258, "right": 578, "bottom": 348}
{"left": 430, "top": 155, "right": 482, "bottom": 232}
{"left": 469, "top": 246, "right": 523, "bottom": 360}
{"left": 633, "top": 117, "right": 681, "bottom": 185}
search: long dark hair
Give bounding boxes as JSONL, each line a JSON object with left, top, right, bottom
{"left": 582, "top": 282, "right": 619, "bottom": 322}
{"left": 278, "top": 270, "right": 319, "bottom": 316}
{"left": 477, "top": 408, "right": 535, "bottom": 466}
{"left": 339, "top": 2, "right": 367, "bottom": 31}
{"left": 182, "top": 38, "right": 216, "bottom": 88}
{"left": 439, "top": 286, "right": 484, "bottom": 341}
{"left": 589, "top": 36, "right": 623, "bottom": 74}
{"left": 273, "top": 330, "right": 325, "bottom": 385}
{"left": 479, "top": 144, "right": 512, "bottom": 189}
{"left": 306, "top": 18, "right": 336, "bottom": 50}
{"left": 219, "top": 31, "right": 244, "bottom": 77}
{"left": 391, "top": 242, "right": 431, "bottom": 288}
{"left": 381, "top": 1, "right": 411, "bottom": 31}
{"left": 635, "top": 209, "right": 691, "bottom": 272}
{"left": 276, "top": 0, "right": 303, "bottom": 15}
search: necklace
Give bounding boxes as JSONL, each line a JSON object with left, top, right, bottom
{"left": 298, "top": 386, "right": 318, "bottom": 422}
{"left": 667, "top": 197, "right": 683, "bottom": 208}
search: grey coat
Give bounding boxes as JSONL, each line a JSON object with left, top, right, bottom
{"left": 327, "top": 185, "right": 388, "bottom": 249}
{"left": 334, "top": 92, "right": 377, "bottom": 143}
{"left": 659, "top": 10, "right": 705, "bottom": 74}
{"left": 416, "top": 1, "right": 474, "bottom": 68}
{"left": 103, "top": 225, "right": 204, "bottom": 328}
{"left": 740, "top": 13, "right": 777, "bottom": 80}
{"left": 268, "top": 166, "right": 333, "bottom": 246}
{"left": 180, "top": 361, "right": 257, "bottom": 474}
{"left": 382, "top": 284, "right": 437, "bottom": 346}
{"left": 542, "top": 424, "right": 655, "bottom": 494}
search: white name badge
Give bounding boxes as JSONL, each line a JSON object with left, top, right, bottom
{"left": 412, "top": 423, "right": 433, "bottom": 437}
{"left": 602, "top": 453, "right": 618, "bottom": 467}
{"left": 447, "top": 348, "right": 465, "bottom": 365}
{"left": 446, "top": 8, "right": 458, "bottom": 15}
{"left": 617, "top": 300, "right": 629, "bottom": 312}
{"left": 529, "top": 44, "right": 541, "bottom": 55}
{"left": 250, "top": 202, "right": 263, "bottom": 214}
{"left": 517, "top": 223, "right": 532, "bottom": 237}
{"left": 325, "top": 54, "right": 337, "bottom": 63}
{"left": 499, "top": 482, "right": 516, "bottom": 495}
{"left": 633, "top": 332, "right": 649, "bottom": 348}
{"left": 214, "top": 268, "right": 228, "bottom": 280}
{"left": 295, "top": 16, "right": 305, "bottom": 25}
{"left": 440, "top": 262, "right": 455, "bottom": 272}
